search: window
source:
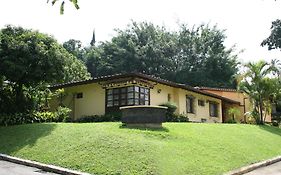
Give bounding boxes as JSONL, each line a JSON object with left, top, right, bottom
{"left": 209, "top": 102, "right": 218, "bottom": 117}
{"left": 106, "top": 89, "right": 113, "bottom": 107}
{"left": 198, "top": 99, "right": 205, "bottom": 106}
{"left": 168, "top": 94, "right": 171, "bottom": 102}
{"left": 106, "top": 86, "right": 150, "bottom": 109}
{"left": 76, "top": 92, "right": 83, "bottom": 99}
{"left": 186, "top": 96, "right": 194, "bottom": 113}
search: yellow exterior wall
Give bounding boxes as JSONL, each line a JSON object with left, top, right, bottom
{"left": 51, "top": 83, "right": 105, "bottom": 120}
{"left": 203, "top": 89, "right": 271, "bottom": 122}
{"left": 51, "top": 81, "right": 223, "bottom": 123}
{"left": 150, "top": 83, "right": 222, "bottom": 123}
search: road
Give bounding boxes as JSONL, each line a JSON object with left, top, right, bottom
{"left": 245, "top": 161, "right": 281, "bottom": 175}
{"left": 0, "top": 160, "right": 59, "bottom": 175}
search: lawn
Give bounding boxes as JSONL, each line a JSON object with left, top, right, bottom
{"left": 0, "top": 123, "right": 281, "bottom": 175}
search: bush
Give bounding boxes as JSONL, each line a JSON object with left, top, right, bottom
{"left": 170, "top": 114, "right": 189, "bottom": 122}
{"left": 75, "top": 112, "right": 121, "bottom": 123}
{"left": 33, "top": 111, "right": 55, "bottom": 122}
{"left": 0, "top": 113, "right": 33, "bottom": 126}
{"left": 0, "top": 106, "right": 72, "bottom": 126}
{"left": 160, "top": 102, "right": 178, "bottom": 122}
{"left": 54, "top": 106, "right": 72, "bottom": 122}
{"left": 225, "top": 118, "right": 237, "bottom": 124}
{"left": 272, "top": 121, "right": 279, "bottom": 127}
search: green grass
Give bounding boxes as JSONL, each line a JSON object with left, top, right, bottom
{"left": 0, "top": 123, "right": 281, "bottom": 175}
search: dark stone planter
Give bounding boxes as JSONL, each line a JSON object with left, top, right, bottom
{"left": 120, "top": 105, "right": 167, "bottom": 128}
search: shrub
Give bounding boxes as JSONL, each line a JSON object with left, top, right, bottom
{"left": 75, "top": 112, "right": 121, "bottom": 123}
{"left": 225, "top": 118, "right": 237, "bottom": 124}
{"left": 33, "top": 111, "right": 55, "bottom": 122}
{"left": 170, "top": 114, "right": 189, "bottom": 122}
{"left": 54, "top": 106, "right": 72, "bottom": 122}
{"left": 0, "top": 106, "right": 72, "bottom": 126}
{"left": 272, "top": 121, "right": 279, "bottom": 127}
{"left": 0, "top": 113, "right": 33, "bottom": 126}
{"left": 160, "top": 102, "right": 178, "bottom": 122}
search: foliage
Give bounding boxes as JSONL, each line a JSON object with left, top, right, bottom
{"left": 55, "top": 106, "right": 72, "bottom": 122}
{"left": 0, "top": 106, "right": 72, "bottom": 126}
{"left": 225, "top": 118, "right": 237, "bottom": 124}
{"left": 160, "top": 102, "right": 177, "bottom": 122}
{"left": 262, "top": 19, "right": 281, "bottom": 50}
{"left": 47, "top": 0, "right": 79, "bottom": 14}
{"left": 75, "top": 112, "right": 121, "bottom": 123}
{"left": 170, "top": 114, "right": 189, "bottom": 122}
{"left": 63, "top": 39, "right": 85, "bottom": 61}
{"left": 33, "top": 111, "right": 56, "bottom": 123}
{"left": 227, "top": 107, "right": 241, "bottom": 122}
{"left": 0, "top": 25, "right": 90, "bottom": 113}
{"left": 175, "top": 24, "right": 238, "bottom": 87}
{"left": 0, "top": 113, "right": 33, "bottom": 126}
{"left": 238, "top": 60, "right": 281, "bottom": 124}
{"left": 1, "top": 123, "right": 281, "bottom": 175}
{"left": 272, "top": 113, "right": 281, "bottom": 126}
{"left": 84, "top": 21, "right": 238, "bottom": 88}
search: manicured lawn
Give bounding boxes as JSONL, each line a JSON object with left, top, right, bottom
{"left": 0, "top": 123, "right": 281, "bottom": 175}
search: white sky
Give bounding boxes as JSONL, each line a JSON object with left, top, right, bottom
{"left": 1, "top": 0, "right": 281, "bottom": 63}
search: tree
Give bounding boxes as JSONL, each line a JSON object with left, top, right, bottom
{"left": 63, "top": 39, "right": 85, "bottom": 61}
{"left": 47, "top": 0, "right": 79, "bottom": 14}
{"left": 238, "top": 60, "right": 279, "bottom": 124}
{"left": 0, "top": 25, "right": 90, "bottom": 112}
{"left": 175, "top": 24, "right": 238, "bottom": 87}
{"left": 87, "top": 21, "right": 238, "bottom": 87}
{"left": 261, "top": 19, "right": 281, "bottom": 50}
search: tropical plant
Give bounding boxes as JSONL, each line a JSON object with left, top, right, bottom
{"left": 238, "top": 60, "right": 279, "bottom": 124}
{"left": 227, "top": 107, "right": 241, "bottom": 122}
{"left": 47, "top": 0, "right": 79, "bottom": 14}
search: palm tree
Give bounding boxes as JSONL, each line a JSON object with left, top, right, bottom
{"left": 238, "top": 60, "right": 278, "bottom": 124}
{"left": 227, "top": 107, "right": 241, "bottom": 122}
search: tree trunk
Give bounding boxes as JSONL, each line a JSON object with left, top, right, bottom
{"left": 259, "top": 97, "right": 264, "bottom": 125}
{"left": 14, "top": 83, "right": 24, "bottom": 112}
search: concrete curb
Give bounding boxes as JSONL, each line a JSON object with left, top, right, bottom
{"left": 0, "top": 154, "right": 92, "bottom": 175}
{"left": 224, "top": 155, "right": 281, "bottom": 175}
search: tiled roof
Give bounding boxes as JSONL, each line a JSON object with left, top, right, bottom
{"left": 50, "top": 72, "right": 240, "bottom": 105}
{"left": 196, "top": 86, "right": 238, "bottom": 92}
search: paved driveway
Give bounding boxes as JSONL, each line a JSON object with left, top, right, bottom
{"left": 245, "top": 161, "right": 281, "bottom": 175}
{"left": 0, "top": 160, "right": 59, "bottom": 175}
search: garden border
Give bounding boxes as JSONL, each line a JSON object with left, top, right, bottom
{"left": 224, "top": 155, "right": 281, "bottom": 175}
{"left": 0, "top": 153, "right": 91, "bottom": 175}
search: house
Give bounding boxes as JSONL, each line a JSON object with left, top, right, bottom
{"left": 50, "top": 73, "right": 243, "bottom": 123}
{"left": 197, "top": 87, "right": 272, "bottom": 123}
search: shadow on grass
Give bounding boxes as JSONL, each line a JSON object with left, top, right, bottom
{"left": 0, "top": 123, "right": 56, "bottom": 154}
{"left": 119, "top": 124, "right": 169, "bottom": 132}
{"left": 258, "top": 124, "right": 281, "bottom": 137}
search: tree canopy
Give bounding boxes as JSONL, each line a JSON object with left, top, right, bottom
{"left": 261, "top": 19, "right": 281, "bottom": 50}
{"left": 85, "top": 21, "right": 239, "bottom": 88}
{"left": 0, "top": 25, "right": 90, "bottom": 113}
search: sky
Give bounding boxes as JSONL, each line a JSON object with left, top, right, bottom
{"left": 1, "top": 0, "right": 281, "bottom": 63}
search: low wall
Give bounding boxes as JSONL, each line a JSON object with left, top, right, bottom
{"left": 120, "top": 105, "right": 167, "bottom": 127}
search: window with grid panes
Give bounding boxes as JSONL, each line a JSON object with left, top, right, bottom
{"left": 106, "top": 86, "right": 150, "bottom": 110}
